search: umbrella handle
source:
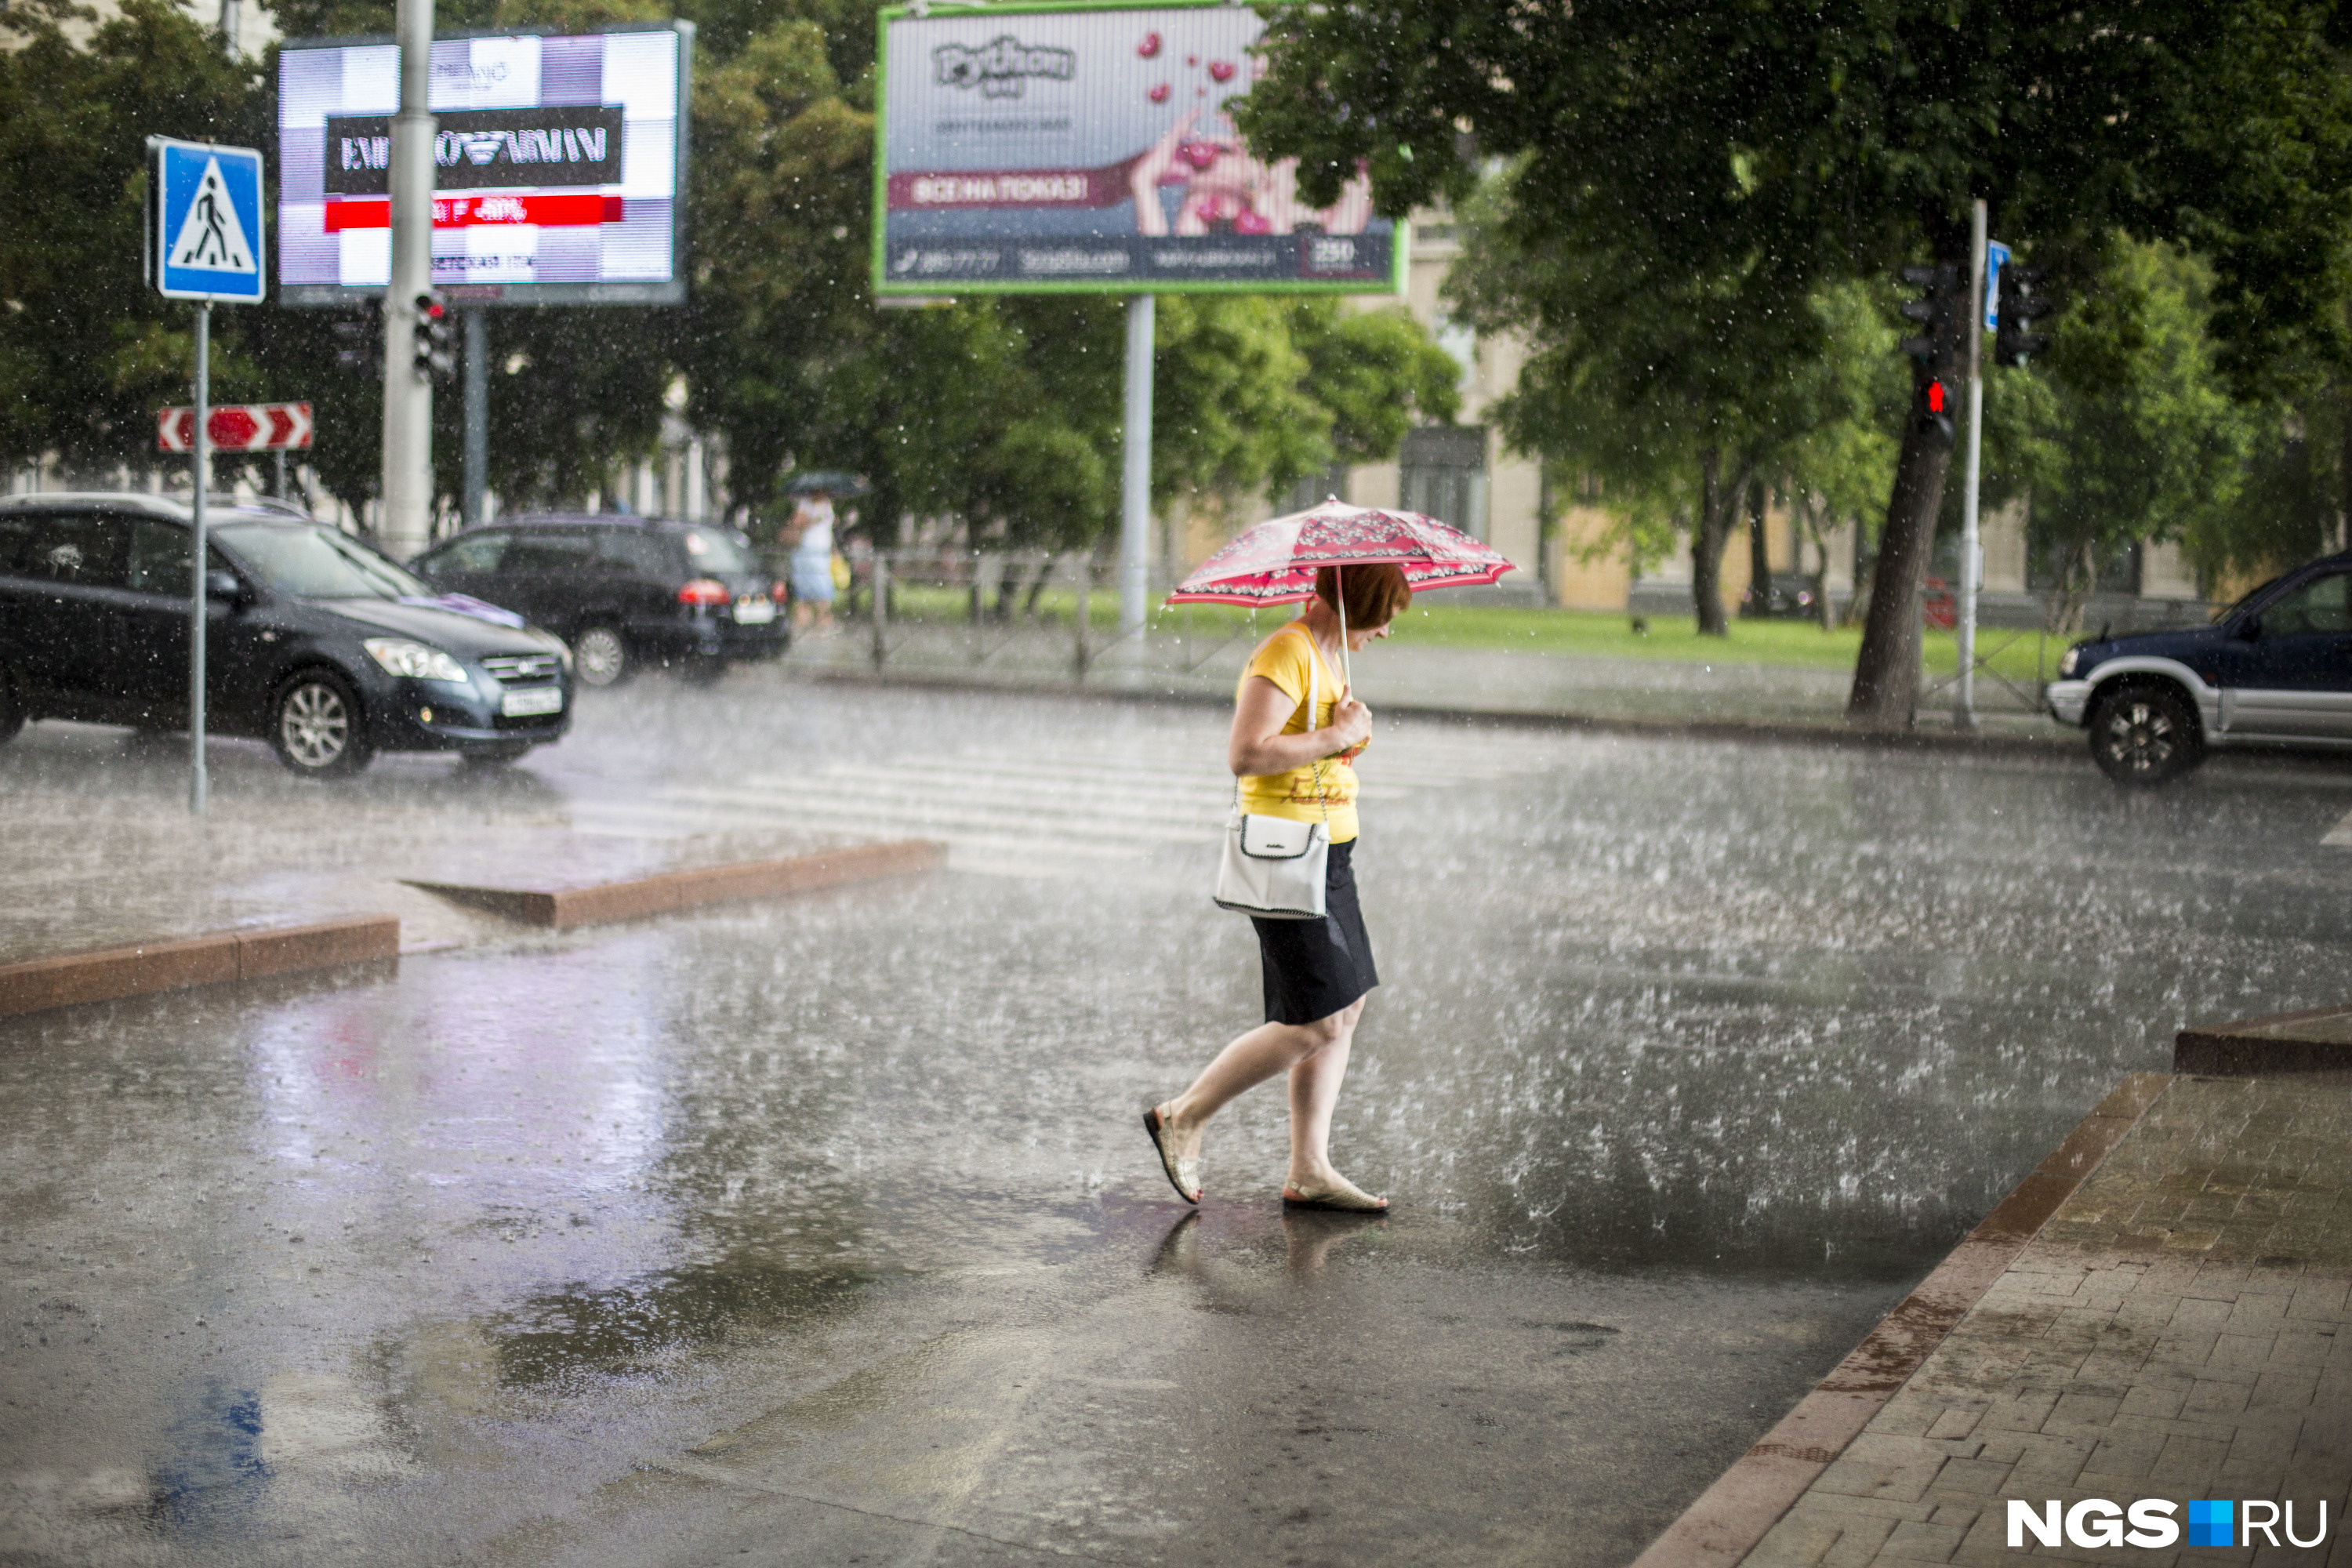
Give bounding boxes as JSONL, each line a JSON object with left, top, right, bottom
{"left": 1335, "top": 564, "right": 1352, "bottom": 692}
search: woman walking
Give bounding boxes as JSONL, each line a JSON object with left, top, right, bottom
{"left": 1144, "top": 564, "right": 1410, "bottom": 1212}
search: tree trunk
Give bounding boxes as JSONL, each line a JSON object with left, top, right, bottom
{"left": 1846, "top": 384, "right": 1956, "bottom": 728}
{"left": 1690, "top": 449, "right": 1749, "bottom": 637}
{"left": 1745, "top": 479, "right": 1772, "bottom": 618}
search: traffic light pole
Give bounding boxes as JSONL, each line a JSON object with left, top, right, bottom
{"left": 462, "top": 307, "right": 487, "bottom": 532}
{"left": 378, "top": 0, "right": 435, "bottom": 561}
{"left": 1955, "top": 198, "right": 1987, "bottom": 731}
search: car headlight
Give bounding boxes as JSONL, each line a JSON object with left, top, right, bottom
{"left": 364, "top": 638, "right": 470, "bottom": 684}
{"left": 2058, "top": 646, "right": 2081, "bottom": 677}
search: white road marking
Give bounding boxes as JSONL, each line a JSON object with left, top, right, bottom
{"left": 575, "top": 735, "right": 1563, "bottom": 878}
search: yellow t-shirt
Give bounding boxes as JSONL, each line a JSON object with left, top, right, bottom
{"left": 1236, "top": 622, "right": 1361, "bottom": 843}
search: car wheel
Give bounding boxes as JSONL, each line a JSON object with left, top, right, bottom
{"left": 2089, "top": 682, "right": 2203, "bottom": 786}
{"left": 270, "top": 670, "right": 374, "bottom": 777}
{"left": 460, "top": 742, "right": 533, "bottom": 767}
{"left": 572, "top": 626, "right": 630, "bottom": 688}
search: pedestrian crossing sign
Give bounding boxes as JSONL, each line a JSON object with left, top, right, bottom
{"left": 149, "top": 137, "right": 266, "bottom": 303}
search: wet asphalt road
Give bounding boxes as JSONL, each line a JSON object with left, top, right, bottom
{"left": 7, "top": 666, "right": 2352, "bottom": 1566}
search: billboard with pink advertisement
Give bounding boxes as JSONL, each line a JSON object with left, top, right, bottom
{"left": 873, "top": 2, "right": 1403, "bottom": 294}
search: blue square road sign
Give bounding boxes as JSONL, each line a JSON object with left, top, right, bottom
{"left": 151, "top": 137, "right": 266, "bottom": 303}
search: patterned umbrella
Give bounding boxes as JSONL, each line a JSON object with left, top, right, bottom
{"left": 1164, "top": 499, "right": 1516, "bottom": 607}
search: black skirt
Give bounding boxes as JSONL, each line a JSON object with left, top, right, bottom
{"left": 1251, "top": 839, "right": 1380, "bottom": 1025}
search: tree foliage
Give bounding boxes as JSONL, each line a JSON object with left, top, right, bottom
{"left": 5, "top": 0, "right": 1461, "bottom": 555}
{"left": 1240, "top": 0, "right": 2352, "bottom": 707}
{"left": 1975, "top": 241, "right": 2266, "bottom": 627}
{"left": 0, "top": 0, "right": 263, "bottom": 477}
{"left": 1449, "top": 163, "right": 1893, "bottom": 633}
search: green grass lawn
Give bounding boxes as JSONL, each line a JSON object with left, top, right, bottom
{"left": 874, "top": 584, "right": 2067, "bottom": 684}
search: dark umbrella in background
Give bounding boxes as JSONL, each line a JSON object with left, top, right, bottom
{"left": 784, "top": 471, "right": 870, "bottom": 498}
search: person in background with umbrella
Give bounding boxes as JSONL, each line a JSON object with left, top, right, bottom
{"left": 781, "top": 485, "right": 837, "bottom": 635}
{"left": 1144, "top": 561, "right": 1410, "bottom": 1213}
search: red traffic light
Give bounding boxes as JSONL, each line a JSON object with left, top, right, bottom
{"left": 1926, "top": 379, "right": 1948, "bottom": 414}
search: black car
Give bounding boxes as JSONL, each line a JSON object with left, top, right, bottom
{"left": 409, "top": 514, "right": 786, "bottom": 688}
{"left": 0, "top": 493, "right": 574, "bottom": 775}
{"left": 2046, "top": 549, "right": 2352, "bottom": 783}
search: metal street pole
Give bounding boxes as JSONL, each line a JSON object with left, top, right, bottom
{"left": 1118, "top": 293, "right": 1155, "bottom": 652}
{"left": 462, "top": 307, "right": 487, "bottom": 531}
{"left": 190, "top": 302, "right": 210, "bottom": 816}
{"left": 1955, "top": 198, "right": 1987, "bottom": 731}
{"left": 378, "top": 0, "right": 435, "bottom": 560}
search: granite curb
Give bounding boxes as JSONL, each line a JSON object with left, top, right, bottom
{"left": 0, "top": 915, "right": 401, "bottom": 1019}
{"left": 1628, "top": 1073, "right": 2175, "bottom": 1568}
{"left": 2175, "top": 1001, "right": 2352, "bottom": 1079}
{"left": 405, "top": 838, "right": 948, "bottom": 931}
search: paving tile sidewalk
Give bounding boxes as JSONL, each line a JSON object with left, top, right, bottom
{"left": 0, "top": 732, "right": 846, "bottom": 961}
{"left": 1741, "top": 1075, "right": 2352, "bottom": 1568}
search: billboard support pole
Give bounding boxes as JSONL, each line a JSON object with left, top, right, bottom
{"left": 379, "top": 0, "right": 435, "bottom": 561}
{"left": 1120, "top": 293, "right": 1154, "bottom": 653}
{"left": 462, "top": 307, "right": 488, "bottom": 531}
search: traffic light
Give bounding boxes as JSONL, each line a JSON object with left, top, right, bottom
{"left": 1898, "top": 263, "right": 1964, "bottom": 447}
{"left": 411, "top": 290, "right": 453, "bottom": 380}
{"left": 1994, "top": 263, "right": 2052, "bottom": 368}
{"left": 1897, "top": 263, "right": 1965, "bottom": 376}
{"left": 330, "top": 315, "right": 380, "bottom": 374}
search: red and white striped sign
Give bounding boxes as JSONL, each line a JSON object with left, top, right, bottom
{"left": 158, "top": 402, "right": 313, "bottom": 452}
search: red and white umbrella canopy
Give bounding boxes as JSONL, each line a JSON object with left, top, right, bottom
{"left": 1166, "top": 499, "right": 1516, "bottom": 606}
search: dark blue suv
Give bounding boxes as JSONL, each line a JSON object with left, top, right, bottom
{"left": 0, "top": 493, "right": 575, "bottom": 776}
{"left": 2046, "top": 550, "right": 2352, "bottom": 783}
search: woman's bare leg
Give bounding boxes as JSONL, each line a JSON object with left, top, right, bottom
{"left": 1157, "top": 1014, "right": 1344, "bottom": 1162}
{"left": 1286, "top": 1004, "right": 1364, "bottom": 1189}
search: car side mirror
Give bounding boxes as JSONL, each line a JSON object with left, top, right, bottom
{"left": 2236, "top": 615, "right": 2262, "bottom": 641}
{"left": 205, "top": 568, "right": 246, "bottom": 603}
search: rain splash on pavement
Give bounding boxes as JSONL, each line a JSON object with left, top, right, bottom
{"left": 7, "top": 679, "right": 2352, "bottom": 1565}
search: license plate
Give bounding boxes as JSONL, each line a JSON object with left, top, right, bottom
{"left": 501, "top": 686, "right": 564, "bottom": 717}
{"left": 734, "top": 597, "right": 775, "bottom": 625}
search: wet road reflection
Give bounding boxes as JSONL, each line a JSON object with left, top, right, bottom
{"left": 5, "top": 684, "right": 2351, "bottom": 1564}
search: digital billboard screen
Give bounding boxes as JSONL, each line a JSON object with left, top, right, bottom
{"left": 276, "top": 23, "right": 691, "bottom": 306}
{"left": 873, "top": 2, "right": 1403, "bottom": 295}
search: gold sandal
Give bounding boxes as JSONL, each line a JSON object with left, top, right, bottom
{"left": 1143, "top": 1106, "right": 1201, "bottom": 1204}
{"left": 1282, "top": 1178, "right": 1388, "bottom": 1212}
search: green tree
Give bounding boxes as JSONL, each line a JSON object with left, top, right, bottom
{"left": 1238, "top": 0, "right": 2352, "bottom": 724}
{"left": 0, "top": 0, "right": 262, "bottom": 477}
{"left": 1774, "top": 283, "right": 1908, "bottom": 630}
{"left": 1971, "top": 241, "right": 2267, "bottom": 630}
{"left": 1447, "top": 163, "right": 1872, "bottom": 634}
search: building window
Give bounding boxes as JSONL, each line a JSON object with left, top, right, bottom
{"left": 1280, "top": 464, "right": 1350, "bottom": 515}
{"left": 1399, "top": 426, "right": 1488, "bottom": 539}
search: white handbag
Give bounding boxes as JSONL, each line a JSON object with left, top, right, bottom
{"left": 1214, "top": 638, "right": 1333, "bottom": 920}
